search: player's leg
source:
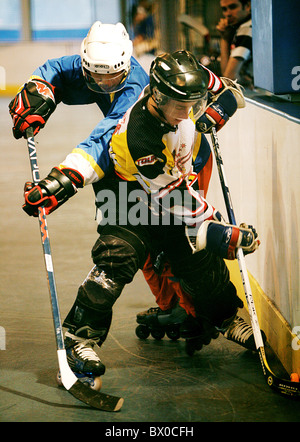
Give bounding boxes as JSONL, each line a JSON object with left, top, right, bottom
{"left": 62, "top": 224, "right": 150, "bottom": 377}
{"left": 136, "top": 152, "right": 213, "bottom": 338}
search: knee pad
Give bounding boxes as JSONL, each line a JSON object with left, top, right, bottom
{"left": 92, "top": 225, "right": 149, "bottom": 283}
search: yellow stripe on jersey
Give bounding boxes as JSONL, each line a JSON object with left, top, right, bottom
{"left": 109, "top": 130, "right": 139, "bottom": 181}
{"left": 192, "top": 132, "right": 202, "bottom": 164}
{"left": 71, "top": 148, "right": 105, "bottom": 180}
{"left": 161, "top": 142, "right": 175, "bottom": 176}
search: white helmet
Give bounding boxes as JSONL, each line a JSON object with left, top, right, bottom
{"left": 81, "top": 21, "right": 133, "bottom": 93}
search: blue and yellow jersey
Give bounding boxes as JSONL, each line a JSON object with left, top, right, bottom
{"left": 30, "top": 54, "right": 149, "bottom": 184}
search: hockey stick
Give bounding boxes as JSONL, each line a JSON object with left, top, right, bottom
{"left": 25, "top": 127, "right": 123, "bottom": 411}
{"left": 210, "top": 126, "right": 300, "bottom": 398}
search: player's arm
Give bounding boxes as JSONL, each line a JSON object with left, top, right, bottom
{"left": 22, "top": 117, "right": 118, "bottom": 217}
{"left": 134, "top": 154, "right": 217, "bottom": 227}
{"left": 195, "top": 65, "right": 245, "bottom": 133}
{"left": 146, "top": 169, "right": 260, "bottom": 261}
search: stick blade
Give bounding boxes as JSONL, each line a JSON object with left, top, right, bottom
{"left": 57, "top": 349, "right": 124, "bottom": 411}
{"left": 264, "top": 366, "right": 300, "bottom": 399}
{"left": 69, "top": 381, "right": 124, "bottom": 412}
{"left": 268, "top": 375, "right": 300, "bottom": 398}
{"left": 259, "top": 348, "right": 300, "bottom": 399}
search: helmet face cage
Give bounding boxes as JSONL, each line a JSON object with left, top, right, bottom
{"left": 153, "top": 87, "right": 208, "bottom": 123}
{"left": 83, "top": 67, "right": 130, "bottom": 94}
{"left": 192, "top": 92, "right": 208, "bottom": 119}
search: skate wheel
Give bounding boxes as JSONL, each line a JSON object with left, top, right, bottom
{"left": 290, "top": 373, "right": 300, "bottom": 383}
{"left": 166, "top": 328, "right": 180, "bottom": 341}
{"left": 75, "top": 372, "right": 103, "bottom": 391}
{"left": 151, "top": 329, "right": 165, "bottom": 340}
{"left": 87, "top": 376, "right": 102, "bottom": 391}
{"left": 56, "top": 371, "right": 102, "bottom": 391}
{"left": 56, "top": 370, "right": 63, "bottom": 387}
{"left": 136, "top": 324, "right": 150, "bottom": 340}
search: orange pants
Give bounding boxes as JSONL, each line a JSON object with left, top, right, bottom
{"left": 142, "top": 254, "right": 196, "bottom": 317}
{"left": 141, "top": 155, "right": 213, "bottom": 318}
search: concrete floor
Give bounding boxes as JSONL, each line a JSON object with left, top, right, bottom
{"left": 0, "top": 97, "right": 299, "bottom": 423}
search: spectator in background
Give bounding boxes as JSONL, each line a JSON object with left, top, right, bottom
{"left": 216, "top": 0, "right": 253, "bottom": 88}
{"left": 132, "top": 1, "right": 157, "bottom": 58}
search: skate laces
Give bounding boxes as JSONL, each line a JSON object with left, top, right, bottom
{"left": 225, "top": 317, "right": 253, "bottom": 344}
{"left": 66, "top": 332, "right": 101, "bottom": 362}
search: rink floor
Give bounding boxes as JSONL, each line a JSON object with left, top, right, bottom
{"left": 0, "top": 97, "right": 299, "bottom": 423}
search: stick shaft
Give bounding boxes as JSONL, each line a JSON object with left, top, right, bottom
{"left": 25, "top": 128, "right": 64, "bottom": 350}
{"left": 24, "top": 129, "right": 125, "bottom": 408}
{"left": 210, "top": 127, "right": 264, "bottom": 349}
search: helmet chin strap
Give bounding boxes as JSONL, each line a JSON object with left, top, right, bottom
{"left": 148, "top": 96, "right": 178, "bottom": 132}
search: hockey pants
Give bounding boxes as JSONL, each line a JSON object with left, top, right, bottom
{"left": 63, "top": 228, "right": 242, "bottom": 345}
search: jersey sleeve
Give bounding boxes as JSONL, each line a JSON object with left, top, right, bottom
{"left": 32, "top": 56, "right": 78, "bottom": 86}
{"left": 59, "top": 62, "right": 149, "bottom": 184}
{"left": 30, "top": 55, "right": 97, "bottom": 105}
{"left": 192, "top": 133, "right": 211, "bottom": 174}
{"left": 59, "top": 117, "right": 117, "bottom": 185}
{"left": 202, "top": 65, "right": 223, "bottom": 94}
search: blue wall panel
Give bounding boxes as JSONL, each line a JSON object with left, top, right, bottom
{"left": 252, "top": 0, "right": 300, "bottom": 94}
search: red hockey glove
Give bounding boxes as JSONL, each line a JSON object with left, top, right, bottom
{"left": 9, "top": 79, "right": 57, "bottom": 139}
{"left": 23, "top": 167, "right": 84, "bottom": 217}
{"left": 196, "top": 89, "right": 237, "bottom": 133}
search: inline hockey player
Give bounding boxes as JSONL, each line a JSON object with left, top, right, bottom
{"left": 134, "top": 54, "right": 263, "bottom": 352}
{"left": 9, "top": 21, "right": 148, "bottom": 382}
{"left": 9, "top": 21, "right": 149, "bottom": 176}
{"left": 20, "top": 50, "right": 261, "bottom": 376}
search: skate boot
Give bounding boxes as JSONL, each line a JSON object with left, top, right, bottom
{"left": 221, "top": 315, "right": 266, "bottom": 351}
{"left": 57, "top": 327, "right": 105, "bottom": 391}
{"left": 135, "top": 303, "right": 187, "bottom": 341}
{"left": 180, "top": 315, "right": 219, "bottom": 356}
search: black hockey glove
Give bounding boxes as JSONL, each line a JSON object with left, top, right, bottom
{"left": 9, "top": 78, "right": 57, "bottom": 139}
{"left": 23, "top": 167, "right": 84, "bottom": 217}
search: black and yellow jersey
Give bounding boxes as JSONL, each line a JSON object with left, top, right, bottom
{"left": 110, "top": 93, "right": 204, "bottom": 184}
{"left": 109, "top": 92, "right": 215, "bottom": 225}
